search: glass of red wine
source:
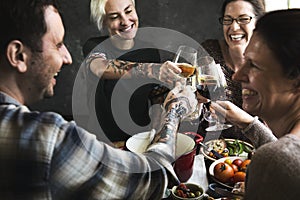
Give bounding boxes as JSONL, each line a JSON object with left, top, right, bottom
{"left": 197, "top": 56, "right": 232, "bottom": 131}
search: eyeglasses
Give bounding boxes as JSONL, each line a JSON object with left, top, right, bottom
{"left": 219, "top": 15, "right": 255, "bottom": 25}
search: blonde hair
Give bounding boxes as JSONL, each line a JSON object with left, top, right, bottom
{"left": 90, "top": 0, "right": 135, "bottom": 31}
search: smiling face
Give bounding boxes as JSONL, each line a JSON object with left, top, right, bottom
{"left": 26, "top": 6, "right": 72, "bottom": 100}
{"left": 223, "top": 1, "right": 256, "bottom": 52}
{"left": 232, "top": 32, "right": 297, "bottom": 121}
{"left": 104, "top": 0, "right": 138, "bottom": 40}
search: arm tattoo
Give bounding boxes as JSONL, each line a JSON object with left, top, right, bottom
{"left": 131, "top": 63, "right": 161, "bottom": 78}
{"left": 155, "top": 105, "right": 183, "bottom": 145}
{"left": 86, "top": 52, "right": 161, "bottom": 78}
{"left": 107, "top": 60, "right": 140, "bottom": 75}
{"left": 164, "top": 97, "right": 191, "bottom": 113}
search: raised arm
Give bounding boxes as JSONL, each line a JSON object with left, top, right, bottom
{"left": 85, "top": 52, "right": 184, "bottom": 87}
{"left": 148, "top": 83, "right": 197, "bottom": 157}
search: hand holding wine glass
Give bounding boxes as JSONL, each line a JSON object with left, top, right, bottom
{"left": 173, "top": 45, "right": 197, "bottom": 86}
{"left": 197, "top": 56, "right": 232, "bottom": 131}
{"left": 173, "top": 45, "right": 200, "bottom": 122}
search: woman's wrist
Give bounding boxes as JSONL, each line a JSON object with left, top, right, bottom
{"left": 241, "top": 116, "right": 259, "bottom": 133}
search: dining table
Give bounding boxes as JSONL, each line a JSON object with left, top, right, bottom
{"left": 115, "top": 129, "right": 244, "bottom": 199}
{"left": 114, "top": 139, "right": 211, "bottom": 199}
{"left": 161, "top": 153, "right": 210, "bottom": 199}
{"left": 184, "top": 154, "right": 209, "bottom": 191}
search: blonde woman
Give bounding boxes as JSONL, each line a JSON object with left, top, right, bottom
{"left": 83, "top": 0, "right": 179, "bottom": 143}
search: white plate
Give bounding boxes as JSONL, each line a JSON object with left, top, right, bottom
{"left": 200, "top": 139, "right": 254, "bottom": 161}
{"left": 126, "top": 131, "right": 195, "bottom": 158}
{"left": 209, "top": 156, "right": 246, "bottom": 189}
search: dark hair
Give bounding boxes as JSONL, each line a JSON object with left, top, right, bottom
{"left": 255, "top": 9, "right": 300, "bottom": 79}
{"left": 221, "top": 0, "right": 265, "bottom": 18}
{"left": 0, "top": 0, "right": 58, "bottom": 55}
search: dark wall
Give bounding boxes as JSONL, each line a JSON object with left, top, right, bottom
{"left": 30, "top": 0, "right": 224, "bottom": 119}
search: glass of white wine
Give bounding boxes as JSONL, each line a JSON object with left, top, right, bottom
{"left": 173, "top": 45, "right": 200, "bottom": 123}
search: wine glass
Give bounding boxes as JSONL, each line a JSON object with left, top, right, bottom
{"left": 173, "top": 45, "right": 197, "bottom": 81}
{"left": 197, "top": 56, "right": 232, "bottom": 131}
{"left": 173, "top": 45, "right": 200, "bottom": 122}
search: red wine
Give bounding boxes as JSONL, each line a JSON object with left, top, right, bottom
{"left": 196, "top": 75, "right": 225, "bottom": 101}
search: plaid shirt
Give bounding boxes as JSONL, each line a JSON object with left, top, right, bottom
{"left": 0, "top": 92, "right": 177, "bottom": 200}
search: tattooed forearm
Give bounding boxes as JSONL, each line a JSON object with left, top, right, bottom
{"left": 154, "top": 105, "right": 182, "bottom": 145}
{"left": 86, "top": 51, "right": 162, "bottom": 79}
{"left": 107, "top": 60, "right": 141, "bottom": 75}
{"left": 131, "top": 62, "right": 161, "bottom": 78}
{"left": 164, "top": 97, "right": 190, "bottom": 114}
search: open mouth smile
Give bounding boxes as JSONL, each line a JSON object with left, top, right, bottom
{"left": 242, "top": 88, "right": 257, "bottom": 96}
{"left": 230, "top": 34, "right": 245, "bottom": 41}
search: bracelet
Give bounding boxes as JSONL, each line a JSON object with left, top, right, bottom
{"left": 242, "top": 116, "right": 259, "bottom": 133}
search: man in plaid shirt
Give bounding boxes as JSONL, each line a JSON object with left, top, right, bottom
{"left": 0, "top": 0, "right": 197, "bottom": 199}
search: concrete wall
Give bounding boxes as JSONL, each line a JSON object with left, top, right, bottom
{"left": 30, "top": 0, "right": 224, "bottom": 119}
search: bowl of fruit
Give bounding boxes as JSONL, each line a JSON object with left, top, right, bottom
{"left": 209, "top": 156, "right": 251, "bottom": 189}
{"left": 171, "top": 183, "right": 206, "bottom": 200}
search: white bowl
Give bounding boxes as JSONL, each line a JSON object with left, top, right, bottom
{"left": 200, "top": 139, "right": 254, "bottom": 161}
{"left": 209, "top": 156, "right": 247, "bottom": 189}
{"left": 126, "top": 131, "right": 195, "bottom": 158}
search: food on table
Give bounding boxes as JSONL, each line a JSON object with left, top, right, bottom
{"left": 207, "top": 139, "right": 227, "bottom": 155}
{"left": 240, "top": 159, "right": 251, "bottom": 172}
{"left": 173, "top": 183, "right": 203, "bottom": 198}
{"left": 233, "top": 171, "right": 246, "bottom": 183}
{"left": 212, "top": 157, "right": 251, "bottom": 185}
{"left": 224, "top": 158, "right": 232, "bottom": 165}
{"left": 202, "top": 139, "right": 254, "bottom": 160}
{"left": 213, "top": 162, "right": 235, "bottom": 183}
{"left": 232, "top": 158, "right": 243, "bottom": 167}
{"left": 230, "top": 163, "right": 239, "bottom": 173}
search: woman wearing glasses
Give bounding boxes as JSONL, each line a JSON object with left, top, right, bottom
{"left": 198, "top": 0, "right": 265, "bottom": 139}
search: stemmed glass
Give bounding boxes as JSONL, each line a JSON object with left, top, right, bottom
{"left": 197, "top": 56, "right": 232, "bottom": 131}
{"left": 173, "top": 45, "right": 197, "bottom": 80}
{"left": 173, "top": 45, "right": 201, "bottom": 122}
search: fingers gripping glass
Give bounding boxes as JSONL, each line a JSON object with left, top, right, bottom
{"left": 173, "top": 45, "right": 200, "bottom": 124}
{"left": 219, "top": 15, "right": 254, "bottom": 25}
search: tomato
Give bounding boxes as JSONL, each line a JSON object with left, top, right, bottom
{"left": 233, "top": 171, "right": 246, "bottom": 183}
{"left": 213, "top": 162, "right": 234, "bottom": 183}
{"left": 230, "top": 163, "right": 239, "bottom": 173}
{"left": 224, "top": 158, "right": 232, "bottom": 165}
{"left": 240, "top": 159, "right": 251, "bottom": 172}
{"left": 232, "top": 158, "right": 243, "bottom": 167}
